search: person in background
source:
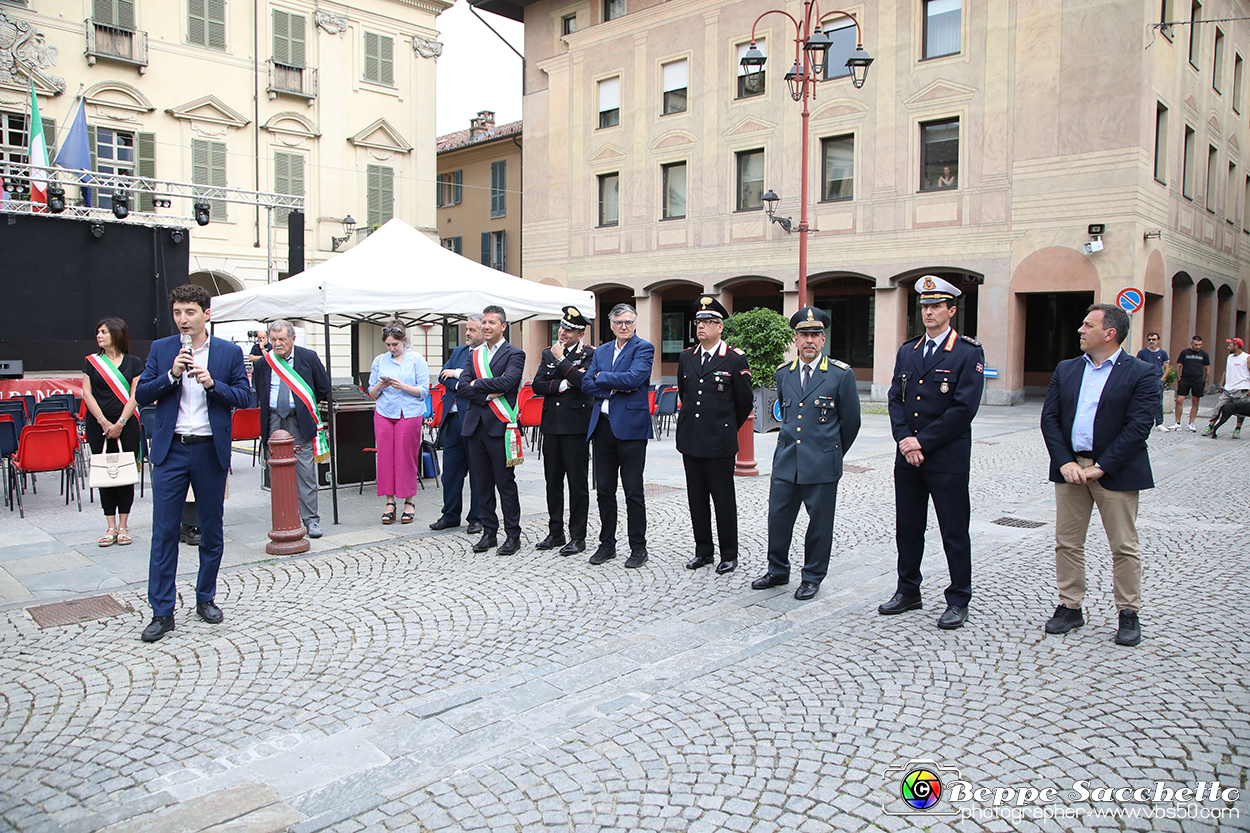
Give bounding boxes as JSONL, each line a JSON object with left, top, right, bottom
{"left": 430, "top": 314, "right": 485, "bottom": 535}
{"left": 1170, "top": 336, "right": 1209, "bottom": 431}
{"left": 1135, "top": 332, "right": 1169, "bottom": 432}
{"left": 1204, "top": 338, "right": 1249, "bottom": 439}
{"left": 82, "top": 317, "right": 143, "bottom": 547}
{"left": 368, "top": 322, "right": 429, "bottom": 525}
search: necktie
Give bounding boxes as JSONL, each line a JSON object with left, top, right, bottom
{"left": 277, "top": 380, "right": 292, "bottom": 418}
{"left": 802, "top": 364, "right": 812, "bottom": 391}
{"left": 925, "top": 340, "right": 936, "bottom": 361}
{"left": 701, "top": 351, "right": 710, "bottom": 369}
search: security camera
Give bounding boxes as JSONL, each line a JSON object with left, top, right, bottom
{"left": 1082, "top": 237, "right": 1104, "bottom": 255}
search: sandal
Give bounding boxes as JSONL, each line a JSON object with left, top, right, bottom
{"left": 116, "top": 528, "right": 132, "bottom": 546}
{"left": 382, "top": 501, "right": 397, "bottom": 525}
{"left": 98, "top": 529, "right": 118, "bottom": 547}
{"left": 400, "top": 501, "right": 415, "bottom": 524}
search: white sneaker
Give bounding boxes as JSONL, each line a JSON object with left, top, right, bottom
{"left": 1186, "top": 423, "right": 1197, "bottom": 432}
{"left": 1155, "top": 424, "right": 1169, "bottom": 432}
{"left": 1167, "top": 423, "right": 1182, "bottom": 431}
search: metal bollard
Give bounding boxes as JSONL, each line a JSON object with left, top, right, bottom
{"left": 734, "top": 410, "right": 759, "bottom": 476}
{"left": 266, "top": 429, "right": 310, "bottom": 555}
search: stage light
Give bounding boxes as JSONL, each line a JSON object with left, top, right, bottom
{"left": 47, "top": 186, "right": 66, "bottom": 214}
{"left": 170, "top": 228, "right": 184, "bottom": 244}
{"left": 112, "top": 191, "right": 130, "bottom": 219}
{"left": 194, "top": 202, "right": 211, "bottom": 226}
{"left": 153, "top": 197, "right": 172, "bottom": 208}
{"left": 90, "top": 222, "right": 104, "bottom": 238}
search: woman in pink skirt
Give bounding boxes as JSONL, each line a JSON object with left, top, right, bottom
{"left": 367, "top": 323, "right": 430, "bottom": 524}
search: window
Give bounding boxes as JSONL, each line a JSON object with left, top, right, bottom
{"left": 1, "top": 112, "right": 56, "bottom": 200}
{"left": 1183, "top": 126, "right": 1196, "bottom": 198}
{"left": 490, "top": 160, "right": 506, "bottom": 218}
{"left": 441, "top": 236, "right": 462, "bottom": 254}
{"left": 1214, "top": 28, "right": 1224, "bottom": 91}
{"left": 274, "top": 152, "right": 304, "bottom": 227}
{"left": 364, "top": 31, "right": 395, "bottom": 86}
{"left": 662, "top": 60, "right": 688, "bottom": 115}
{"left": 1154, "top": 103, "right": 1168, "bottom": 184}
{"left": 94, "top": 0, "right": 136, "bottom": 29}
{"left": 598, "top": 173, "right": 620, "bottom": 226}
{"left": 562, "top": 14, "right": 577, "bottom": 35}
{"left": 662, "top": 162, "right": 687, "bottom": 219}
{"left": 737, "top": 40, "right": 766, "bottom": 98}
{"left": 436, "top": 170, "right": 462, "bottom": 207}
{"left": 367, "top": 164, "right": 394, "bottom": 227}
{"left": 188, "top": 0, "right": 226, "bottom": 49}
{"left": 191, "top": 138, "right": 227, "bottom": 221}
{"left": 823, "top": 17, "right": 857, "bottom": 79}
{"left": 1189, "top": 1, "right": 1201, "bottom": 68}
{"left": 481, "top": 230, "right": 506, "bottom": 270}
{"left": 598, "top": 77, "right": 621, "bottom": 128}
{"left": 736, "top": 149, "right": 764, "bottom": 210}
{"left": 273, "top": 10, "right": 306, "bottom": 69}
{"left": 1227, "top": 162, "right": 1237, "bottom": 222}
{"left": 604, "top": 0, "right": 623, "bottom": 21}
{"left": 1206, "top": 145, "right": 1218, "bottom": 212}
{"left": 923, "top": 0, "right": 960, "bottom": 60}
{"left": 1235, "top": 55, "right": 1243, "bottom": 112}
{"left": 96, "top": 127, "right": 135, "bottom": 211}
{"left": 821, "top": 134, "right": 854, "bottom": 200}
{"left": 920, "top": 119, "right": 959, "bottom": 191}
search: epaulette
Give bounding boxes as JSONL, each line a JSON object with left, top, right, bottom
{"left": 781, "top": 359, "right": 798, "bottom": 370}
{"left": 903, "top": 334, "right": 923, "bottom": 345}
{"left": 831, "top": 359, "right": 851, "bottom": 370}
{"left": 682, "top": 346, "right": 696, "bottom": 353}
{"left": 960, "top": 334, "right": 981, "bottom": 347}
{"left": 731, "top": 346, "right": 746, "bottom": 356}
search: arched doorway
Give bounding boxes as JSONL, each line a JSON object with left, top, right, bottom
{"left": 1196, "top": 279, "right": 1216, "bottom": 349}
{"left": 717, "top": 276, "right": 785, "bottom": 316}
{"left": 589, "top": 283, "right": 634, "bottom": 347}
{"left": 189, "top": 270, "right": 244, "bottom": 297}
{"left": 1169, "top": 272, "right": 1195, "bottom": 361}
{"left": 1142, "top": 250, "right": 1166, "bottom": 350}
{"left": 1010, "top": 247, "right": 1099, "bottom": 394}
{"left": 1237, "top": 281, "right": 1249, "bottom": 344}
{"left": 644, "top": 279, "right": 704, "bottom": 376}
{"left": 1216, "top": 283, "right": 1235, "bottom": 351}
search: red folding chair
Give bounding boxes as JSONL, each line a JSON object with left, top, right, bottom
{"left": 518, "top": 395, "right": 544, "bottom": 453}
{"left": 11, "top": 425, "right": 82, "bottom": 517}
{"left": 231, "top": 407, "right": 263, "bottom": 466}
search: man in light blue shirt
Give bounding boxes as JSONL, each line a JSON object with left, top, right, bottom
{"left": 1070, "top": 346, "right": 1123, "bottom": 454}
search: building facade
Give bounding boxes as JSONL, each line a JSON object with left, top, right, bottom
{"left": 476, "top": 0, "right": 1250, "bottom": 400}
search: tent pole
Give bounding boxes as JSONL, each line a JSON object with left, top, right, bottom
{"left": 324, "top": 313, "right": 340, "bottom": 525}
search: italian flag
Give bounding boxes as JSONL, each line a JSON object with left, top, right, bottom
{"left": 28, "top": 81, "right": 48, "bottom": 210}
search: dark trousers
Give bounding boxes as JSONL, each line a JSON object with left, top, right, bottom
{"left": 466, "top": 429, "right": 521, "bottom": 539}
{"left": 593, "top": 420, "right": 647, "bottom": 552}
{"left": 1153, "top": 380, "right": 1165, "bottom": 426}
{"left": 765, "top": 477, "right": 839, "bottom": 584}
{"left": 148, "top": 441, "right": 227, "bottom": 616}
{"left": 683, "top": 455, "right": 738, "bottom": 560}
{"left": 543, "top": 432, "right": 590, "bottom": 540}
{"left": 894, "top": 465, "right": 972, "bottom": 607}
{"left": 438, "top": 413, "right": 481, "bottom": 525}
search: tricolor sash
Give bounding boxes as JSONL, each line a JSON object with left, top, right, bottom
{"left": 263, "top": 349, "right": 331, "bottom": 462}
{"left": 86, "top": 353, "right": 132, "bottom": 406}
{"left": 473, "top": 344, "right": 523, "bottom": 467}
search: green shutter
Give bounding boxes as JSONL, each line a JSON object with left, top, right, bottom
{"left": 454, "top": 236, "right": 462, "bottom": 255}
{"left": 481, "top": 232, "right": 491, "bottom": 266}
{"left": 491, "top": 160, "right": 506, "bottom": 217}
{"left": 289, "top": 14, "right": 306, "bottom": 68}
{"left": 116, "top": 0, "right": 135, "bottom": 29}
{"left": 273, "top": 10, "right": 290, "bottom": 65}
{"left": 188, "top": 0, "right": 206, "bottom": 46}
{"left": 93, "top": 0, "right": 112, "bottom": 25}
{"left": 435, "top": 174, "right": 443, "bottom": 208}
{"left": 41, "top": 117, "right": 55, "bottom": 159}
{"left": 210, "top": 140, "right": 226, "bottom": 219}
{"left": 274, "top": 152, "right": 303, "bottom": 226}
{"left": 364, "top": 32, "right": 379, "bottom": 82}
{"left": 193, "top": 139, "right": 226, "bottom": 220}
{"left": 380, "top": 35, "right": 394, "bottom": 86}
{"left": 453, "top": 169, "right": 462, "bottom": 204}
{"left": 208, "top": 0, "right": 226, "bottom": 49}
{"left": 87, "top": 125, "right": 98, "bottom": 171}
{"left": 137, "top": 132, "right": 155, "bottom": 211}
{"left": 367, "top": 164, "right": 392, "bottom": 227}
{"left": 380, "top": 167, "right": 393, "bottom": 223}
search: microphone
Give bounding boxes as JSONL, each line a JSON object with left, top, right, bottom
{"left": 180, "top": 333, "right": 193, "bottom": 353}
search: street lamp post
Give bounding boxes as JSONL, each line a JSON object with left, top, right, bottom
{"left": 740, "top": 3, "right": 872, "bottom": 307}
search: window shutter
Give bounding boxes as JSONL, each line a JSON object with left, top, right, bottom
{"left": 435, "top": 175, "right": 443, "bottom": 208}
{"left": 366, "top": 166, "right": 380, "bottom": 227}
{"left": 274, "top": 153, "right": 290, "bottom": 225}
{"left": 491, "top": 160, "right": 506, "bottom": 217}
{"left": 93, "top": 0, "right": 113, "bottom": 25}
{"left": 137, "top": 132, "right": 155, "bottom": 211}
{"left": 481, "top": 232, "right": 491, "bottom": 266}
{"left": 87, "top": 125, "right": 98, "bottom": 172}
{"left": 41, "top": 117, "right": 56, "bottom": 159}
{"left": 380, "top": 167, "right": 393, "bottom": 223}
{"left": 210, "top": 140, "right": 226, "bottom": 219}
{"left": 207, "top": 0, "right": 226, "bottom": 49}
{"left": 289, "top": 14, "right": 306, "bottom": 68}
{"left": 454, "top": 236, "right": 462, "bottom": 255}
{"left": 273, "top": 10, "right": 290, "bottom": 66}
{"left": 380, "top": 36, "right": 394, "bottom": 85}
{"left": 364, "top": 32, "right": 379, "bottom": 82}
{"left": 188, "top": 0, "right": 206, "bottom": 46}
{"left": 116, "top": 0, "right": 135, "bottom": 30}
{"left": 453, "top": 169, "right": 462, "bottom": 204}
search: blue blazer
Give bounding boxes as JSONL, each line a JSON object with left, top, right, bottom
{"left": 458, "top": 341, "right": 525, "bottom": 438}
{"left": 887, "top": 331, "right": 985, "bottom": 474}
{"left": 252, "top": 344, "right": 332, "bottom": 441}
{"left": 137, "top": 335, "right": 253, "bottom": 470}
{"left": 581, "top": 335, "right": 655, "bottom": 441}
{"left": 440, "top": 344, "right": 473, "bottom": 421}
{"left": 1040, "top": 350, "right": 1156, "bottom": 491}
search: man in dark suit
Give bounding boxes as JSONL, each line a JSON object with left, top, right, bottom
{"left": 880, "top": 276, "right": 985, "bottom": 630}
{"left": 752, "top": 307, "right": 861, "bottom": 601}
{"left": 1040, "top": 303, "right": 1156, "bottom": 647}
{"left": 252, "top": 320, "right": 331, "bottom": 538}
{"left": 676, "top": 296, "right": 753, "bottom": 575}
{"left": 430, "top": 314, "right": 484, "bottom": 535}
{"left": 580, "top": 303, "right": 656, "bottom": 568}
{"left": 136, "top": 284, "right": 252, "bottom": 642}
{"left": 458, "top": 305, "right": 526, "bottom": 554}
{"left": 531, "top": 306, "right": 596, "bottom": 555}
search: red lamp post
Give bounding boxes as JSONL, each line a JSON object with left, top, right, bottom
{"left": 740, "top": 4, "right": 873, "bottom": 307}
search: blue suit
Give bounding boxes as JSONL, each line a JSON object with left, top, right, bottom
{"left": 435, "top": 344, "right": 481, "bottom": 526}
{"left": 137, "top": 335, "right": 251, "bottom": 616}
{"left": 458, "top": 341, "right": 526, "bottom": 538}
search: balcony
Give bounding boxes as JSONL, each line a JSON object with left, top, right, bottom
{"left": 267, "top": 60, "right": 318, "bottom": 106}
{"left": 84, "top": 19, "right": 149, "bottom": 73}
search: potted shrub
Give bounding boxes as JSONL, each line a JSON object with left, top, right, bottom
{"left": 1162, "top": 365, "right": 1177, "bottom": 417}
{"left": 724, "top": 306, "right": 792, "bottom": 432}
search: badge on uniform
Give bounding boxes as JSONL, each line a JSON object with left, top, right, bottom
{"left": 941, "top": 381, "right": 949, "bottom": 393}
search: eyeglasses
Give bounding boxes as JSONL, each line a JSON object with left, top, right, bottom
{"left": 382, "top": 326, "right": 405, "bottom": 338}
{"left": 611, "top": 319, "right": 636, "bottom": 328}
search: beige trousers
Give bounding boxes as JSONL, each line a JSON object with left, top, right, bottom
{"left": 1053, "top": 455, "right": 1142, "bottom": 611}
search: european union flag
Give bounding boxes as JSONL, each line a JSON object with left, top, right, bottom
{"left": 54, "top": 95, "right": 92, "bottom": 207}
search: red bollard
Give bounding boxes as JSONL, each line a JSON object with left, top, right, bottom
{"left": 266, "top": 429, "right": 310, "bottom": 555}
{"left": 735, "top": 410, "right": 759, "bottom": 477}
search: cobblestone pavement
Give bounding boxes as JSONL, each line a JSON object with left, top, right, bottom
{"left": 1, "top": 404, "right": 1248, "bottom": 832}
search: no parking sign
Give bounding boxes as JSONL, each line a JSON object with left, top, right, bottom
{"left": 1116, "top": 287, "right": 1145, "bottom": 314}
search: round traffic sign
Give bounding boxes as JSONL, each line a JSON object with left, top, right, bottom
{"left": 1116, "top": 287, "right": 1144, "bottom": 314}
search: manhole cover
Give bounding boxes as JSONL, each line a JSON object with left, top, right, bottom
{"left": 643, "top": 483, "right": 682, "bottom": 497}
{"left": 843, "top": 465, "right": 872, "bottom": 473}
{"left": 28, "top": 595, "right": 129, "bottom": 629}
{"left": 992, "top": 516, "right": 1046, "bottom": 529}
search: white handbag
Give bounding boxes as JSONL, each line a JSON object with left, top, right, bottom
{"left": 89, "top": 438, "right": 140, "bottom": 488}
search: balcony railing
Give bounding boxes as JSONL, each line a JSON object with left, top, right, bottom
{"left": 267, "top": 60, "right": 318, "bottom": 105}
{"left": 84, "top": 19, "right": 149, "bottom": 72}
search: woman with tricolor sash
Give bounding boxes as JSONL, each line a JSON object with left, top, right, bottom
{"left": 82, "top": 318, "right": 143, "bottom": 547}
{"left": 367, "top": 322, "right": 430, "bottom": 524}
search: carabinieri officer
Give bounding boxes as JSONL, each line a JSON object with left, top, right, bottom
{"left": 880, "top": 275, "right": 985, "bottom": 630}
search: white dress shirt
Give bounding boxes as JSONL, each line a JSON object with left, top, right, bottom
{"left": 173, "top": 341, "right": 212, "bottom": 436}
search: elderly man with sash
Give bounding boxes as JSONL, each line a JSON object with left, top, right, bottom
{"left": 253, "top": 320, "right": 332, "bottom": 538}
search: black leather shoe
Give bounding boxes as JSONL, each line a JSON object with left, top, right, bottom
{"left": 535, "top": 533, "right": 566, "bottom": 550}
{"left": 196, "top": 601, "right": 224, "bottom": 624}
{"left": 716, "top": 559, "right": 737, "bottom": 575}
{"left": 1114, "top": 610, "right": 1141, "bottom": 646}
{"left": 497, "top": 536, "right": 521, "bottom": 555}
{"left": 429, "top": 518, "right": 460, "bottom": 531}
{"left": 1044, "top": 605, "right": 1085, "bottom": 634}
{"left": 624, "top": 550, "right": 648, "bottom": 568}
{"left": 794, "top": 581, "right": 819, "bottom": 600}
{"left": 466, "top": 522, "right": 484, "bottom": 535}
{"left": 588, "top": 546, "right": 616, "bottom": 565}
{"left": 559, "top": 540, "right": 586, "bottom": 556}
{"left": 141, "top": 615, "right": 174, "bottom": 642}
{"left": 472, "top": 534, "right": 498, "bottom": 553}
{"left": 878, "top": 592, "right": 924, "bottom": 615}
{"left": 751, "top": 573, "right": 789, "bottom": 590}
{"left": 937, "top": 604, "right": 968, "bottom": 630}
{"left": 685, "top": 554, "right": 714, "bottom": 570}
{"left": 180, "top": 525, "right": 201, "bottom": 546}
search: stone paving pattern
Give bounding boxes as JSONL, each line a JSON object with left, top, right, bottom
{"left": 1, "top": 403, "right": 1248, "bottom": 832}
